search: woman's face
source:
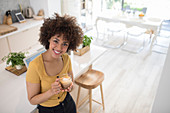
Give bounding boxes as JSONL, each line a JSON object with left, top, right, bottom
{"left": 48, "top": 34, "right": 69, "bottom": 59}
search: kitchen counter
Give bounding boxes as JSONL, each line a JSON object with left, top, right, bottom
{"left": 0, "top": 19, "right": 43, "bottom": 39}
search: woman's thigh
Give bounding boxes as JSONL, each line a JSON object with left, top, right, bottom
{"left": 37, "top": 93, "right": 76, "bottom": 113}
{"left": 64, "top": 93, "right": 76, "bottom": 113}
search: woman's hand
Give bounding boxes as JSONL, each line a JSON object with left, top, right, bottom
{"left": 51, "top": 78, "right": 62, "bottom": 95}
{"left": 61, "top": 82, "right": 73, "bottom": 92}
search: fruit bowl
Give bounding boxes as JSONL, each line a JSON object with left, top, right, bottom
{"left": 139, "top": 13, "right": 144, "bottom": 19}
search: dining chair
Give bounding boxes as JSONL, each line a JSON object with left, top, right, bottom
{"left": 152, "top": 19, "right": 170, "bottom": 54}
{"left": 125, "top": 5, "right": 131, "bottom": 14}
{"left": 121, "top": 26, "right": 149, "bottom": 53}
{"left": 142, "top": 7, "right": 147, "bottom": 14}
{"left": 96, "top": 20, "right": 108, "bottom": 43}
{"left": 152, "top": 36, "right": 170, "bottom": 54}
{"left": 103, "top": 22, "right": 126, "bottom": 48}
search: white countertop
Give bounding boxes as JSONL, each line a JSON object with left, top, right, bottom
{"left": 0, "top": 62, "right": 36, "bottom": 113}
{"left": 71, "top": 45, "right": 107, "bottom": 79}
{"left": 0, "top": 19, "right": 43, "bottom": 39}
{"left": 0, "top": 44, "right": 107, "bottom": 113}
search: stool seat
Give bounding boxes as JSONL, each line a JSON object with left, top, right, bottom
{"left": 75, "top": 69, "right": 105, "bottom": 113}
{"left": 75, "top": 69, "right": 104, "bottom": 89}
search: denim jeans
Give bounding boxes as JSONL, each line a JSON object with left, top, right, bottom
{"left": 37, "top": 92, "right": 76, "bottom": 113}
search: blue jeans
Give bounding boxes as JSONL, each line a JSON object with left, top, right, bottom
{"left": 37, "top": 92, "right": 76, "bottom": 113}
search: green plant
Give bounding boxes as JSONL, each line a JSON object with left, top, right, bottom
{"left": 83, "top": 35, "right": 93, "bottom": 47}
{"left": 106, "top": 0, "right": 114, "bottom": 9}
{"left": 2, "top": 52, "right": 26, "bottom": 67}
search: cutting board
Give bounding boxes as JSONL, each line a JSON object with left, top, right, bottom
{"left": 5, "top": 65, "right": 27, "bottom": 76}
{"left": 0, "top": 24, "right": 17, "bottom": 36}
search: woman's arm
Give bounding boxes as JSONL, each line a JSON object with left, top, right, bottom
{"left": 26, "top": 78, "right": 61, "bottom": 105}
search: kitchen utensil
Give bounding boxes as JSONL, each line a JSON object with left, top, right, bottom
{"left": 0, "top": 24, "right": 17, "bottom": 36}
{"left": 25, "top": 7, "right": 34, "bottom": 18}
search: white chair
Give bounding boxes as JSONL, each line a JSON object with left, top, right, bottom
{"left": 152, "top": 19, "right": 170, "bottom": 54}
{"left": 103, "top": 22, "right": 126, "bottom": 48}
{"left": 96, "top": 20, "right": 108, "bottom": 43}
{"left": 121, "top": 26, "right": 148, "bottom": 53}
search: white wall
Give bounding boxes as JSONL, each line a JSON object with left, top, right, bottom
{"left": 151, "top": 46, "right": 170, "bottom": 113}
{"left": 30, "top": 0, "right": 61, "bottom": 18}
{"left": 29, "top": 0, "right": 48, "bottom": 18}
{"left": 47, "top": 0, "right": 61, "bottom": 17}
{"left": 146, "top": 0, "right": 170, "bottom": 19}
{"left": 61, "top": 0, "right": 81, "bottom": 23}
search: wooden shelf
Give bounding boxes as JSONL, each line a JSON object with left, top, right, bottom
{"left": 80, "top": 0, "right": 93, "bottom": 32}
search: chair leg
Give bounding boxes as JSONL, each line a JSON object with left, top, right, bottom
{"left": 89, "top": 89, "right": 92, "bottom": 113}
{"left": 103, "top": 31, "right": 127, "bottom": 49}
{"left": 100, "top": 84, "right": 105, "bottom": 110}
{"left": 76, "top": 86, "right": 81, "bottom": 111}
{"left": 122, "top": 33, "right": 146, "bottom": 53}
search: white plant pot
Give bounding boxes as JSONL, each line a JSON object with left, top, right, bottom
{"left": 15, "top": 65, "right": 23, "bottom": 70}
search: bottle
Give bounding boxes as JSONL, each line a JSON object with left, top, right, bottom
{"left": 3, "top": 15, "right": 7, "bottom": 24}
{"left": 7, "top": 15, "right": 12, "bottom": 25}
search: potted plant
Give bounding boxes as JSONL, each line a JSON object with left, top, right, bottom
{"left": 74, "top": 35, "right": 93, "bottom": 56}
{"left": 83, "top": 35, "right": 93, "bottom": 47}
{"left": 2, "top": 52, "right": 26, "bottom": 70}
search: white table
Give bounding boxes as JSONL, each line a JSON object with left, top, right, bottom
{"left": 0, "top": 44, "right": 107, "bottom": 113}
{"left": 96, "top": 13, "right": 163, "bottom": 52}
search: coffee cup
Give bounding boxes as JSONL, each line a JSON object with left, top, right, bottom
{"left": 60, "top": 76, "right": 72, "bottom": 89}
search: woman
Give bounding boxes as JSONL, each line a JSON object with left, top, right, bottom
{"left": 26, "top": 13, "right": 83, "bottom": 113}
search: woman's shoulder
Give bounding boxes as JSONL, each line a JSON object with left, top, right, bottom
{"left": 62, "top": 53, "right": 70, "bottom": 59}
{"left": 29, "top": 54, "right": 43, "bottom": 67}
{"left": 62, "top": 53, "right": 71, "bottom": 63}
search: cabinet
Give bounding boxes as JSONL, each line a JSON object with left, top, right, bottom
{"left": 0, "top": 38, "right": 10, "bottom": 64}
{"left": 0, "top": 19, "right": 43, "bottom": 64}
{"left": 62, "top": 0, "right": 93, "bottom": 32}
{"left": 7, "top": 25, "right": 41, "bottom": 52}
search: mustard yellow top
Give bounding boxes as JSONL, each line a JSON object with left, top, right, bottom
{"left": 26, "top": 53, "right": 72, "bottom": 107}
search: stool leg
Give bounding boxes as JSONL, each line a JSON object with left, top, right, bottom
{"left": 89, "top": 89, "right": 92, "bottom": 113}
{"left": 100, "top": 84, "right": 105, "bottom": 110}
{"left": 76, "top": 86, "right": 81, "bottom": 111}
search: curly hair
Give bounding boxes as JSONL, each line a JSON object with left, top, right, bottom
{"left": 39, "top": 13, "right": 83, "bottom": 51}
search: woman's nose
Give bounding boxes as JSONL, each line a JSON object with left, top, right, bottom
{"left": 56, "top": 44, "right": 62, "bottom": 50}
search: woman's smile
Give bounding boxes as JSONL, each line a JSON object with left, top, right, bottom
{"left": 53, "top": 49, "right": 62, "bottom": 55}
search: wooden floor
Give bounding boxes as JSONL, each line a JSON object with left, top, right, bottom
{"left": 70, "top": 28, "right": 169, "bottom": 113}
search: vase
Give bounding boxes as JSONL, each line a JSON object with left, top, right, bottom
{"left": 15, "top": 65, "right": 23, "bottom": 70}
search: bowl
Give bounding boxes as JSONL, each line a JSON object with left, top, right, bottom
{"left": 60, "top": 76, "right": 72, "bottom": 89}
{"left": 33, "top": 15, "right": 44, "bottom": 20}
{"left": 139, "top": 13, "right": 144, "bottom": 19}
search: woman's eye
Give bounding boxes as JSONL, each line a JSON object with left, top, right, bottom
{"left": 63, "top": 43, "right": 68, "bottom": 46}
{"left": 53, "top": 40, "right": 58, "bottom": 43}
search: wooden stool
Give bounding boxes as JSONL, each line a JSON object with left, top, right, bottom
{"left": 75, "top": 69, "right": 105, "bottom": 113}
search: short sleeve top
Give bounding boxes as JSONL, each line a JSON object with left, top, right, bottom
{"left": 26, "top": 53, "right": 72, "bottom": 107}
